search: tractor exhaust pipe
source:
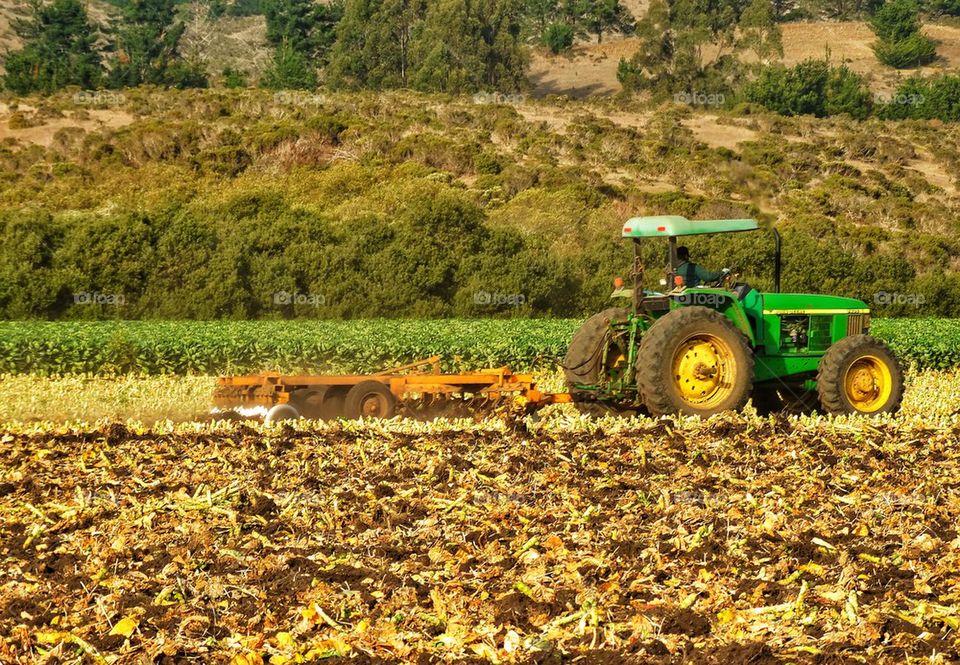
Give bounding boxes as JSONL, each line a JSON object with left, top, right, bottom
{"left": 773, "top": 229, "right": 782, "bottom": 294}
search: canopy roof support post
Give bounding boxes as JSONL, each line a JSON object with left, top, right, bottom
{"left": 632, "top": 239, "right": 641, "bottom": 316}
{"left": 773, "top": 229, "right": 782, "bottom": 294}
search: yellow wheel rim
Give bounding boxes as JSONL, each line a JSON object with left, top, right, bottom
{"left": 843, "top": 355, "right": 892, "bottom": 413}
{"left": 671, "top": 333, "right": 736, "bottom": 408}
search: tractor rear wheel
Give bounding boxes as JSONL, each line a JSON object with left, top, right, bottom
{"left": 562, "top": 307, "right": 630, "bottom": 414}
{"left": 817, "top": 335, "right": 903, "bottom": 415}
{"left": 344, "top": 381, "right": 397, "bottom": 420}
{"left": 636, "top": 306, "right": 754, "bottom": 417}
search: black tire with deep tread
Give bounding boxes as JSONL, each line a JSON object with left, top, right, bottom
{"left": 562, "top": 307, "right": 630, "bottom": 386}
{"left": 562, "top": 307, "right": 630, "bottom": 413}
{"left": 816, "top": 334, "right": 904, "bottom": 415}
{"left": 636, "top": 306, "right": 754, "bottom": 417}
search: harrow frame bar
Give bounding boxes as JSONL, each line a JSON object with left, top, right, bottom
{"left": 213, "top": 356, "right": 571, "bottom": 411}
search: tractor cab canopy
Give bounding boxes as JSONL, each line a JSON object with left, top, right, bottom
{"left": 622, "top": 216, "right": 759, "bottom": 238}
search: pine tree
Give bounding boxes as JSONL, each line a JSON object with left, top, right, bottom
{"left": 328, "top": 0, "right": 525, "bottom": 92}
{"left": 617, "top": 0, "right": 749, "bottom": 96}
{"left": 263, "top": 0, "right": 344, "bottom": 62}
{"left": 108, "top": 0, "right": 207, "bottom": 88}
{"left": 326, "top": 0, "right": 424, "bottom": 88}
{"left": 410, "top": 0, "right": 527, "bottom": 92}
{"left": 870, "top": 0, "right": 937, "bottom": 68}
{"left": 260, "top": 43, "right": 318, "bottom": 89}
{"left": 3, "top": 0, "right": 103, "bottom": 94}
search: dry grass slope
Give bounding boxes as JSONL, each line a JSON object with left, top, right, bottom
{"left": 528, "top": 21, "right": 960, "bottom": 98}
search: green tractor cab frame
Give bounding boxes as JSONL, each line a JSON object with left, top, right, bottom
{"left": 563, "top": 216, "right": 903, "bottom": 417}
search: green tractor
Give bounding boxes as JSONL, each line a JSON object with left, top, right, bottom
{"left": 564, "top": 216, "right": 904, "bottom": 417}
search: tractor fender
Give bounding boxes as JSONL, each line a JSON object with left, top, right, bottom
{"left": 718, "top": 299, "right": 756, "bottom": 346}
{"left": 669, "top": 290, "right": 756, "bottom": 346}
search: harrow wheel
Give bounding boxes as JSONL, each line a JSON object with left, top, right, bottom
{"left": 289, "top": 387, "right": 350, "bottom": 420}
{"left": 344, "top": 381, "right": 397, "bottom": 420}
{"left": 290, "top": 388, "right": 327, "bottom": 420}
{"left": 265, "top": 403, "right": 300, "bottom": 425}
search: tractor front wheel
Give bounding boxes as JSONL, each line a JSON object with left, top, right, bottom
{"left": 636, "top": 306, "right": 754, "bottom": 417}
{"left": 817, "top": 335, "right": 903, "bottom": 415}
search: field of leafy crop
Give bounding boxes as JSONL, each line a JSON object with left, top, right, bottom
{"left": 1, "top": 319, "right": 959, "bottom": 376}
{"left": 1, "top": 414, "right": 959, "bottom": 664}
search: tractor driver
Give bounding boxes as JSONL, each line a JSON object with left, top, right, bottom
{"left": 675, "top": 246, "right": 728, "bottom": 287}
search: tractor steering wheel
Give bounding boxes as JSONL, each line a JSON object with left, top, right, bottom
{"left": 706, "top": 269, "right": 733, "bottom": 288}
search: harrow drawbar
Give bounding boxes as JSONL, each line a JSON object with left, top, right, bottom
{"left": 213, "top": 356, "right": 571, "bottom": 422}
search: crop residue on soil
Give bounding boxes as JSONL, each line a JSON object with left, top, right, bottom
{"left": 1, "top": 418, "right": 959, "bottom": 662}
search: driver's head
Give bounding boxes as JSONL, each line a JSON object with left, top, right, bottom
{"left": 677, "top": 246, "right": 690, "bottom": 262}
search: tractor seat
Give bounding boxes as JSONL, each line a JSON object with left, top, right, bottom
{"left": 731, "top": 282, "right": 754, "bottom": 301}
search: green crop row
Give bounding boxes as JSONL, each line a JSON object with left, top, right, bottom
{"left": 0, "top": 319, "right": 957, "bottom": 376}
{"left": 869, "top": 319, "right": 960, "bottom": 372}
{"left": 0, "top": 320, "right": 574, "bottom": 376}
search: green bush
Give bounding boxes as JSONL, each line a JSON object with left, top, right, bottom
{"left": 473, "top": 150, "right": 503, "bottom": 175}
{"left": 873, "top": 32, "right": 938, "bottom": 68}
{"left": 260, "top": 44, "right": 318, "bottom": 90}
{"left": 222, "top": 67, "right": 249, "bottom": 89}
{"left": 193, "top": 146, "right": 253, "bottom": 176}
{"left": 870, "top": 0, "right": 937, "bottom": 68}
{"left": 878, "top": 74, "right": 960, "bottom": 121}
{"left": 544, "top": 23, "right": 575, "bottom": 54}
{"left": 746, "top": 59, "right": 872, "bottom": 119}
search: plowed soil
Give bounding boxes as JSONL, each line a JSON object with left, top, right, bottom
{"left": 2, "top": 416, "right": 959, "bottom": 662}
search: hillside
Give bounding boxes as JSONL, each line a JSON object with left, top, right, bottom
{"left": 0, "top": 0, "right": 274, "bottom": 80}
{"left": 0, "top": 0, "right": 117, "bottom": 73}
{"left": 0, "top": 87, "right": 958, "bottom": 319}
{"left": 3, "top": 0, "right": 960, "bottom": 96}
{"left": 529, "top": 21, "right": 960, "bottom": 98}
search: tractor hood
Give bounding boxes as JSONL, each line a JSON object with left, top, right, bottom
{"left": 761, "top": 293, "right": 870, "bottom": 315}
